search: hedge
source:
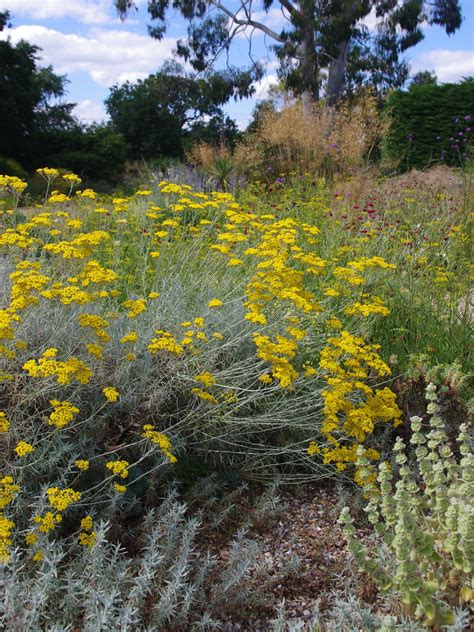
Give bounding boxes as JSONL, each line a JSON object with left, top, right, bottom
{"left": 384, "top": 79, "right": 474, "bottom": 171}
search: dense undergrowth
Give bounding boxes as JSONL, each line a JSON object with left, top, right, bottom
{"left": 0, "top": 166, "right": 472, "bottom": 629}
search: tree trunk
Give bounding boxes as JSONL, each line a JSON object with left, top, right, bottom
{"left": 301, "top": 36, "right": 319, "bottom": 115}
{"left": 326, "top": 40, "right": 349, "bottom": 105}
{"left": 300, "top": 2, "right": 319, "bottom": 114}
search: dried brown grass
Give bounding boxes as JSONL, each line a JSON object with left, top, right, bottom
{"left": 235, "top": 94, "right": 387, "bottom": 180}
{"left": 186, "top": 142, "right": 232, "bottom": 170}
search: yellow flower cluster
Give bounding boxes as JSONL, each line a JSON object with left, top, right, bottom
{"left": 10, "top": 261, "right": 50, "bottom": 312}
{"left": 208, "top": 298, "right": 223, "bottom": 308}
{"left": 75, "top": 459, "right": 90, "bottom": 471}
{"left": 192, "top": 387, "right": 218, "bottom": 405}
{"left": 0, "top": 174, "right": 28, "bottom": 194}
{"left": 79, "top": 515, "right": 96, "bottom": 548}
{"left": 148, "top": 330, "right": 184, "bottom": 355}
{"left": 106, "top": 460, "right": 129, "bottom": 479}
{"left": 142, "top": 425, "right": 177, "bottom": 463}
{"left": 344, "top": 294, "right": 390, "bottom": 318}
{"left": 253, "top": 333, "right": 298, "bottom": 388}
{"left": 0, "top": 514, "right": 14, "bottom": 563}
{"left": 77, "top": 260, "right": 118, "bottom": 286}
{"left": 37, "top": 167, "right": 59, "bottom": 180}
{"left": 0, "top": 477, "right": 19, "bottom": 512}
{"left": 63, "top": 173, "right": 82, "bottom": 185}
{"left": 48, "top": 400, "right": 80, "bottom": 429}
{"left": 0, "top": 310, "right": 16, "bottom": 342}
{"left": 48, "top": 192, "right": 70, "bottom": 204}
{"left": 30, "top": 486, "right": 82, "bottom": 552}
{"left": 44, "top": 230, "right": 110, "bottom": 259}
{"left": 0, "top": 476, "right": 19, "bottom": 562}
{"left": 195, "top": 372, "right": 216, "bottom": 388}
{"left": 23, "top": 348, "right": 93, "bottom": 385}
{"left": 103, "top": 386, "right": 120, "bottom": 402}
{"left": 123, "top": 298, "right": 147, "bottom": 318}
{"left": 209, "top": 210, "right": 326, "bottom": 386}
{"left": 0, "top": 412, "right": 10, "bottom": 433}
{"left": 14, "top": 441, "right": 35, "bottom": 457}
{"left": 313, "top": 330, "right": 402, "bottom": 474}
{"left": 120, "top": 331, "right": 138, "bottom": 344}
{"left": 47, "top": 487, "right": 82, "bottom": 511}
{"left": 34, "top": 511, "right": 62, "bottom": 534}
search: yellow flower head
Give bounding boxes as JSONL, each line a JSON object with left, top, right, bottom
{"left": 75, "top": 459, "right": 90, "bottom": 471}
{"left": 142, "top": 425, "right": 177, "bottom": 463}
{"left": 48, "top": 400, "right": 80, "bottom": 429}
{"left": 103, "top": 387, "right": 120, "bottom": 402}
{"left": 0, "top": 412, "right": 10, "bottom": 433}
{"left": 80, "top": 515, "right": 93, "bottom": 531}
{"left": 106, "top": 460, "right": 129, "bottom": 479}
{"left": 14, "top": 441, "right": 35, "bottom": 457}
{"left": 195, "top": 372, "right": 216, "bottom": 388}
{"left": 119, "top": 331, "right": 138, "bottom": 344}
{"left": 208, "top": 298, "right": 223, "bottom": 308}
{"left": 79, "top": 531, "right": 97, "bottom": 547}
{"left": 25, "top": 532, "right": 38, "bottom": 546}
{"left": 47, "top": 487, "right": 81, "bottom": 511}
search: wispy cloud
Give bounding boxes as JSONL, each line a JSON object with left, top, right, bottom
{"left": 253, "top": 73, "right": 278, "bottom": 100}
{"left": 74, "top": 100, "right": 108, "bottom": 123}
{"left": 0, "top": 0, "right": 118, "bottom": 25}
{"left": 412, "top": 49, "right": 474, "bottom": 82}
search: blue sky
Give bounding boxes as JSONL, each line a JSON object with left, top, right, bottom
{"left": 0, "top": 0, "right": 473, "bottom": 128}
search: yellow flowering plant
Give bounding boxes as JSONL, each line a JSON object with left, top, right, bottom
{"left": 1, "top": 166, "right": 469, "bottom": 572}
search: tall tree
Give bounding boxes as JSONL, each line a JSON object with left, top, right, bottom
{"left": 0, "top": 35, "right": 75, "bottom": 166}
{"left": 105, "top": 63, "right": 253, "bottom": 158}
{"left": 0, "top": 9, "right": 11, "bottom": 30}
{"left": 115, "top": 0, "right": 462, "bottom": 104}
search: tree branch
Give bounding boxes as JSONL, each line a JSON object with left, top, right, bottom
{"left": 209, "top": 0, "right": 288, "bottom": 43}
{"left": 279, "top": 0, "right": 299, "bottom": 19}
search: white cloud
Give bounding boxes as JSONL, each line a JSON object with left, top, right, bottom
{"left": 0, "top": 25, "right": 177, "bottom": 87}
{"left": 252, "top": 7, "right": 290, "bottom": 30}
{"left": 412, "top": 49, "right": 474, "bottom": 83}
{"left": 0, "top": 0, "right": 116, "bottom": 25}
{"left": 253, "top": 73, "right": 278, "bottom": 100}
{"left": 74, "top": 100, "right": 108, "bottom": 123}
{"left": 359, "top": 8, "right": 378, "bottom": 32}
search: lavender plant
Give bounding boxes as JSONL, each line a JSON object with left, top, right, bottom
{"left": 0, "top": 482, "right": 273, "bottom": 630}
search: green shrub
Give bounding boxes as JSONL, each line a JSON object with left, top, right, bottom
{"left": 384, "top": 80, "right": 474, "bottom": 171}
{"left": 0, "top": 157, "right": 28, "bottom": 180}
{"left": 339, "top": 383, "right": 473, "bottom": 628}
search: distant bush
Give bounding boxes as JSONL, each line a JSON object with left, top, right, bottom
{"left": 0, "top": 157, "right": 28, "bottom": 180}
{"left": 384, "top": 79, "right": 474, "bottom": 171}
{"left": 38, "top": 123, "right": 129, "bottom": 184}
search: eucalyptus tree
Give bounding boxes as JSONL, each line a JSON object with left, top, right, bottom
{"left": 115, "top": 0, "right": 462, "bottom": 104}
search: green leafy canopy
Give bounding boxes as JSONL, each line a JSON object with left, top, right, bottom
{"left": 115, "top": 1, "right": 463, "bottom": 102}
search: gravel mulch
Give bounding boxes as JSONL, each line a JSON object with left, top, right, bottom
{"left": 199, "top": 485, "right": 375, "bottom": 631}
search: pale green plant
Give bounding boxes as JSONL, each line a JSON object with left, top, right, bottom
{"left": 339, "top": 382, "right": 473, "bottom": 628}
